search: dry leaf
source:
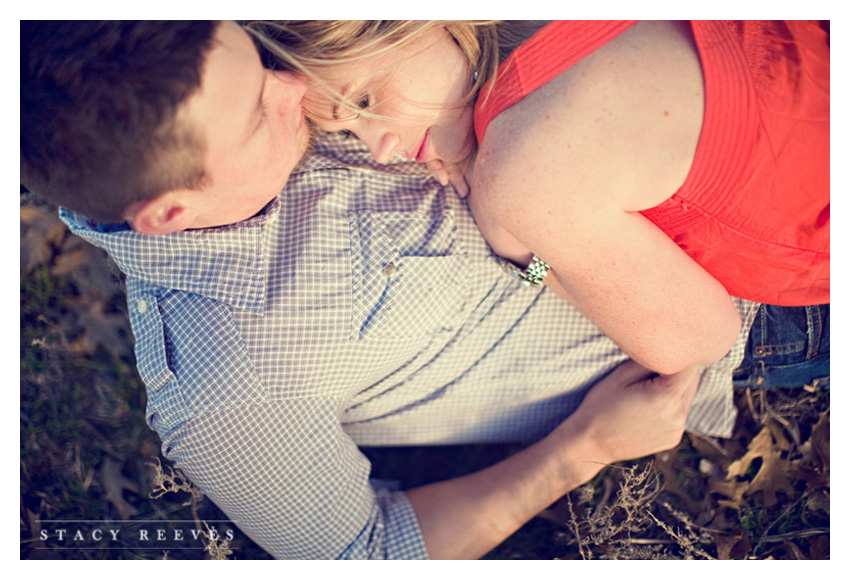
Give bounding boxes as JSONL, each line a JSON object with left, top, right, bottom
{"left": 725, "top": 424, "right": 795, "bottom": 508}
{"left": 726, "top": 426, "right": 773, "bottom": 479}
{"left": 781, "top": 540, "right": 806, "bottom": 560}
{"left": 810, "top": 412, "right": 830, "bottom": 465}
{"left": 705, "top": 509, "right": 742, "bottom": 533}
{"left": 52, "top": 235, "right": 121, "bottom": 299}
{"left": 713, "top": 530, "right": 751, "bottom": 560}
{"left": 99, "top": 457, "right": 140, "bottom": 520}
{"left": 20, "top": 204, "right": 66, "bottom": 271}
{"left": 805, "top": 489, "right": 829, "bottom": 516}
{"left": 791, "top": 411, "right": 829, "bottom": 487}
{"left": 76, "top": 300, "right": 131, "bottom": 356}
{"left": 51, "top": 245, "right": 91, "bottom": 279}
{"left": 707, "top": 477, "right": 746, "bottom": 510}
{"left": 807, "top": 534, "right": 830, "bottom": 559}
{"left": 766, "top": 418, "right": 794, "bottom": 452}
{"left": 767, "top": 412, "right": 800, "bottom": 448}
{"left": 687, "top": 432, "right": 733, "bottom": 460}
{"left": 746, "top": 453, "right": 795, "bottom": 508}
{"left": 653, "top": 451, "right": 703, "bottom": 514}
{"left": 24, "top": 508, "right": 46, "bottom": 549}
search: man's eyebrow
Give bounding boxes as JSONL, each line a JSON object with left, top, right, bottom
{"left": 245, "top": 73, "right": 267, "bottom": 142}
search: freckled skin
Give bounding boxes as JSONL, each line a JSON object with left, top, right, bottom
{"left": 468, "top": 20, "right": 741, "bottom": 374}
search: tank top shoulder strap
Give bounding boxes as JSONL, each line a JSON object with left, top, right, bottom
{"left": 474, "top": 20, "right": 639, "bottom": 145}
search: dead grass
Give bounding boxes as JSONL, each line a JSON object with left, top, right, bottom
{"left": 20, "top": 197, "right": 270, "bottom": 559}
{"left": 547, "top": 385, "right": 830, "bottom": 560}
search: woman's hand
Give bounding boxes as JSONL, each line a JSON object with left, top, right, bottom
{"left": 426, "top": 158, "right": 471, "bottom": 197}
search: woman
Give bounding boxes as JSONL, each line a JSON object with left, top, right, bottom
{"left": 246, "top": 20, "right": 829, "bottom": 375}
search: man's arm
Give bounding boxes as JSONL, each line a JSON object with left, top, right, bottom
{"left": 406, "top": 361, "right": 700, "bottom": 559}
{"left": 166, "top": 359, "right": 696, "bottom": 560}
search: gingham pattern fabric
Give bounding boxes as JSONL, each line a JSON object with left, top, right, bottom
{"left": 61, "top": 131, "right": 758, "bottom": 559}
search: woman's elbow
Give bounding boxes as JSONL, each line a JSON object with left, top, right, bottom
{"left": 645, "top": 306, "right": 743, "bottom": 376}
{"left": 702, "top": 304, "right": 744, "bottom": 365}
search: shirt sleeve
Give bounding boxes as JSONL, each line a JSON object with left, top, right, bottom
{"left": 127, "top": 281, "right": 430, "bottom": 560}
{"left": 165, "top": 400, "right": 429, "bottom": 560}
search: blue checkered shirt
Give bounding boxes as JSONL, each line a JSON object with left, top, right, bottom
{"left": 61, "top": 132, "right": 757, "bottom": 559}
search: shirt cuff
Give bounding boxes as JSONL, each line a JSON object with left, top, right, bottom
{"left": 337, "top": 480, "right": 429, "bottom": 560}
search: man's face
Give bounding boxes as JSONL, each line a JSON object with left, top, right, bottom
{"left": 177, "top": 21, "right": 311, "bottom": 229}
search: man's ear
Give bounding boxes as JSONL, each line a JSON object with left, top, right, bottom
{"left": 125, "top": 192, "right": 197, "bottom": 235}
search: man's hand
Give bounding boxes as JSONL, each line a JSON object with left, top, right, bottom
{"left": 406, "top": 359, "right": 700, "bottom": 559}
{"left": 556, "top": 360, "right": 700, "bottom": 467}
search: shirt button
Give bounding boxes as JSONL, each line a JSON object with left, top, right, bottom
{"left": 136, "top": 299, "right": 149, "bottom": 314}
{"left": 384, "top": 263, "right": 397, "bottom": 278}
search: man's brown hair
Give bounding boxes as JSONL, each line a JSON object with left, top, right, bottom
{"left": 21, "top": 21, "right": 219, "bottom": 222}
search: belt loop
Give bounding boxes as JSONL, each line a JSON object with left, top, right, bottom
{"left": 805, "top": 305, "right": 822, "bottom": 359}
{"left": 755, "top": 359, "right": 766, "bottom": 386}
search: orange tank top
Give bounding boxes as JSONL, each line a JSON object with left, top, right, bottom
{"left": 474, "top": 21, "right": 830, "bottom": 306}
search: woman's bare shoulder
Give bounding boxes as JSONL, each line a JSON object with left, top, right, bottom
{"left": 479, "top": 20, "right": 705, "bottom": 212}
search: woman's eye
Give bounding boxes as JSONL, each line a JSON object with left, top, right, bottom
{"left": 357, "top": 95, "right": 371, "bottom": 110}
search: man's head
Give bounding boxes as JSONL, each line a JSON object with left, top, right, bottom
{"left": 21, "top": 21, "right": 310, "bottom": 233}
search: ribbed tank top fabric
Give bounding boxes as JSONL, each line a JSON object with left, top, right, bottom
{"left": 474, "top": 20, "right": 638, "bottom": 145}
{"left": 473, "top": 20, "right": 829, "bottom": 306}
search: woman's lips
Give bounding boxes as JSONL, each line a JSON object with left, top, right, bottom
{"left": 414, "top": 130, "right": 430, "bottom": 163}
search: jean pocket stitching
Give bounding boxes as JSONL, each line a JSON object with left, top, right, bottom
{"left": 754, "top": 341, "right": 807, "bottom": 356}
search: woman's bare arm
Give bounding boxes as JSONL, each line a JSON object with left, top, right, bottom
{"left": 468, "top": 21, "right": 740, "bottom": 375}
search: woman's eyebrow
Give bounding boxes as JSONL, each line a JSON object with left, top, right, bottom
{"left": 331, "top": 82, "right": 354, "bottom": 121}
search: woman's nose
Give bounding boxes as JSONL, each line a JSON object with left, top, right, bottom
{"left": 364, "top": 131, "right": 401, "bottom": 164}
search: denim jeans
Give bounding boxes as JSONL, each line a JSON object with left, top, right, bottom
{"left": 733, "top": 304, "right": 830, "bottom": 389}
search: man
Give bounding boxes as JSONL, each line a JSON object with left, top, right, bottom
{"left": 21, "top": 20, "right": 308, "bottom": 235}
{"left": 21, "top": 20, "right": 799, "bottom": 559}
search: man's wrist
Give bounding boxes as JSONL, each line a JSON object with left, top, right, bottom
{"left": 541, "top": 416, "right": 608, "bottom": 491}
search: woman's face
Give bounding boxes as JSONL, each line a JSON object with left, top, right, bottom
{"left": 304, "top": 27, "right": 476, "bottom": 166}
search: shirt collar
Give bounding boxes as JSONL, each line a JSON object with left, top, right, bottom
{"left": 59, "top": 198, "right": 280, "bottom": 314}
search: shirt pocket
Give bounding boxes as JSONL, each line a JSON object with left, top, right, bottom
{"left": 127, "top": 289, "right": 192, "bottom": 449}
{"left": 127, "top": 285, "right": 266, "bottom": 454}
{"left": 349, "top": 210, "right": 471, "bottom": 341}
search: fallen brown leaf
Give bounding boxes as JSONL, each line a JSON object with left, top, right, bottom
{"left": 20, "top": 204, "right": 66, "bottom": 271}
{"left": 807, "top": 534, "right": 830, "bottom": 559}
{"left": 99, "top": 458, "right": 140, "bottom": 520}
{"left": 76, "top": 300, "right": 131, "bottom": 356}
{"left": 713, "top": 530, "right": 752, "bottom": 560}
{"left": 724, "top": 423, "right": 796, "bottom": 508}
{"left": 653, "top": 451, "right": 704, "bottom": 515}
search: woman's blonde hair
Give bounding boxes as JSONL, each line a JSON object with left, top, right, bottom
{"left": 243, "top": 20, "right": 543, "bottom": 119}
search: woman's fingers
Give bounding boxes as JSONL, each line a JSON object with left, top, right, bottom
{"left": 426, "top": 158, "right": 471, "bottom": 197}
{"left": 426, "top": 159, "right": 450, "bottom": 186}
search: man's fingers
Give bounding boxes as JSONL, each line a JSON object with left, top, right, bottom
{"left": 665, "top": 365, "right": 701, "bottom": 402}
{"left": 646, "top": 365, "right": 701, "bottom": 423}
{"left": 611, "top": 359, "right": 656, "bottom": 388}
